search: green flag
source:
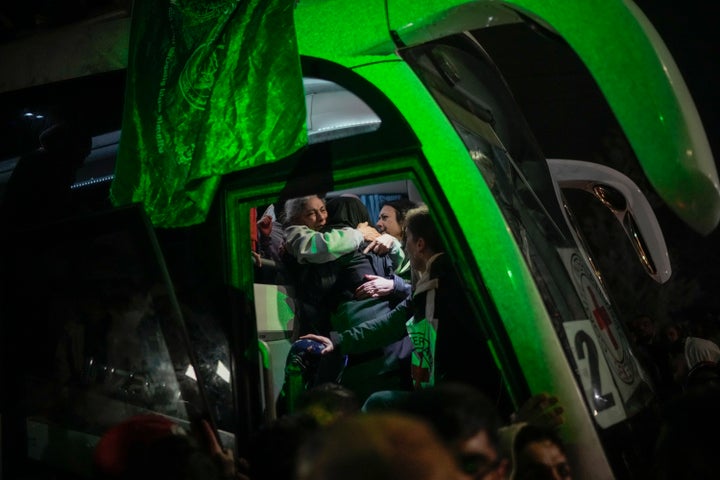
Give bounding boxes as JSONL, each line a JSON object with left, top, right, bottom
{"left": 111, "top": 0, "right": 307, "bottom": 227}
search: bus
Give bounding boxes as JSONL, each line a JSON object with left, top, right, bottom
{"left": 1, "top": 1, "right": 717, "bottom": 479}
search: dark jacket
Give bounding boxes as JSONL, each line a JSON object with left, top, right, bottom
{"left": 330, "top": 252, "right": 501, "bottom": 396}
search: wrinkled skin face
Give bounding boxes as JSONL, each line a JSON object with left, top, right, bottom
{"left": 301, "top": 196, "right": 328, "bottom": 231}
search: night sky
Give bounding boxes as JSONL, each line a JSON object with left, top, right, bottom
{"left": 635, "top": 0, "right": 718, "bottom": 158}
{"left": 630, "top": 1, "right": 720, "bottom": 316}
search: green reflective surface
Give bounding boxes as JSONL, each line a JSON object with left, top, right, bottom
{"left": 111, "top": 0, "right": 307, "bottom": 227}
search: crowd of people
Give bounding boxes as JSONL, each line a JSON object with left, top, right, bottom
{"left": 91, "top": 381, "right": 572, "bottom": 480}
{"left": 91, "top": 375, "right": 720, "bottom": 479}
{"left": 625, "top": 312, "right": 720, "bottom": 400}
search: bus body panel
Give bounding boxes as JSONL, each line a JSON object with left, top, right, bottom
{"left": 295, "top": 0, "right": 720, "bottom": 234}
{"left": 319, "top": 52, "right": 616, "bottom": 480}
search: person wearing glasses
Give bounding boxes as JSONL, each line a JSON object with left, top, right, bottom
{"left": 396, "top": 382, "right": 509, "bottom": 479}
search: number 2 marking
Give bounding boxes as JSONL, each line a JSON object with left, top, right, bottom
{"left": 575, "top": 330, "right": 616, "bottom": 411}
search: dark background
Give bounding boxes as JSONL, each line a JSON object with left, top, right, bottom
{"left": 632, "top": 0, "right": 720, "bottom": 320}
{"left": 636, "top": 0, "right": 718, "bottom": 158}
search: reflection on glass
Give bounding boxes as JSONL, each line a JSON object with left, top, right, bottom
{"left": 0, "top": 206, "right": 212, "bottom": 476}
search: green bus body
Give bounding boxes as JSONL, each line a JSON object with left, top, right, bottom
{"left": 1, "top": 1, "right": 718, "bottom": 479}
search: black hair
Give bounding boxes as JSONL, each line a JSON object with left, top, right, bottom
{"left": 381, "top": 198, "right": 419, "bottom": 225}
{"left": 325, "top": 196, "right": 370, "bottom": 230}
{"left": 397, "top": 382, "right": 504, "bottom": 447}
{"left": 296, "top": 382, "right": 361, "bottom": 415}
{"left": 248, "top": 412, "right": 320, "bottom": 480}
{"left": 513, "top": 424, "right": 567, "bottom": 455}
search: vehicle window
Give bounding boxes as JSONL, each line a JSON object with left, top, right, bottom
{"left": 248, "top": 184, "right": 415, "bottom": 412}
{"left": 0, "top": 205, "right": 216, "bottom": 478}
{"left": 403, "top": 37, "right": 655, "bottom": 425}
{"left": 242, "top": 176, "right": 512, "bottom": 421}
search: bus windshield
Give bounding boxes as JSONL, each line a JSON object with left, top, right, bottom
{"left": 403, "top": 35, "right": 656, "bottom": 427}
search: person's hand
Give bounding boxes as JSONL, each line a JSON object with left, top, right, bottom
{"left": 512, "top": 392, "right": 564, "bottom": 429}
{"left": 355, "top": 274, "right": 394, "bottom": 299}
{"left": 199, "top": 419, "right": 250, "bottom": 479}
{"left": 258, "top": 215, "right": 273, "bottom": 236}
{"left": 300, "top": 334, "right": 335, "bottom": 354}
{"left": 357, "top": 222, "right": 380, "bottom": 242}
{"left": 363, "top": 233, "right": 395, "bottom": 256}
{"left": 251, "top": 250, "right": 262, "bottom": 267}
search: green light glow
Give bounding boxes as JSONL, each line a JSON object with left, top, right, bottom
{"left": 295, "top": 0, "right": 395, "bottom": 66}
{"left": 112, "top": 0, "right": 307, "bottom": 227}
{"left": 345, "top": 58, "right": 547, "bottom": 393}
{"left": 295, "top": 1, "right": 559, "bottom": 383}
{"left": 295, "top": 0, "right": 719, "bottom": 234}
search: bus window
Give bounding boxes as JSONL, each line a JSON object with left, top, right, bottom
{"left": 402, "top": 36, "right": 657, "bottom": 426}
{"left": 0, "top": 205, "right": 221, "bottom": 478}
{"left": 242, "top": 178, "right": 513, "bottom": 422}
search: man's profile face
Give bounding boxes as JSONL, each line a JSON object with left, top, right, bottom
{"left": 404, "top": 229, "right": 426, "bottom": 273}
{"left": 376, "top": 206, "right": 403, "bottom": 240}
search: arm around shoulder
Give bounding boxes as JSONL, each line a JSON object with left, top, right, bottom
{"left": 284, "top": 225, "right": 363, "bottom": 264}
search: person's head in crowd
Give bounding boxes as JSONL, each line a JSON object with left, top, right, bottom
{"left": 295, "top": 411, "right": 466, "bottom": 480}
{"left": 376, "top": 199, "right": 418, "bottom": 241}
{"left": 403, "top": 205, "right": 443, "bottom": 273}
{"left": 92, "top": 414, "right": 223, "bottom": 480}
{"left": 628, "top": 314, "right": 657, "bottom": 345}
{"left": 295, "top": 382, "right": 361, "bottom": 426}
{"left": 397, "top": 382, "right": 508, "bottom": 479}
{"left": 662, "top": 322, "right": 683, "bottom": 346}
{"left": 325, "top": 195, "right": 371, "bottom": 230}
{"left": 282, "top": 195, "right": 328, "bottom": 230}
{"left": 500, "top": 422, "right": 572, "bottom": 480}
{"left": 248, "top": 412, "right": 320, "bottom": 480}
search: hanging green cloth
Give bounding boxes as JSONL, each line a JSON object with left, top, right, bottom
{"left": 111, "top": 0, "right": 307, "bottom": 227}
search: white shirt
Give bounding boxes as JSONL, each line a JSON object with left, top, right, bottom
{"left": 685, "top": 336, "right": 720, "bottom": 369}
{"left": 284, "top": 224, "right": 363, "bottom": 264}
